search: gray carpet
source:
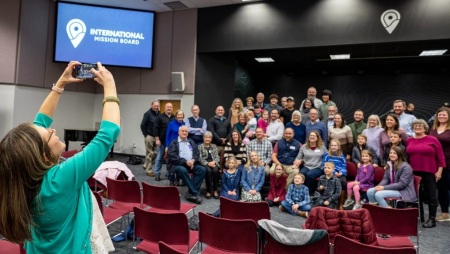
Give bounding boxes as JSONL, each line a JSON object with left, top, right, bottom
{"left": 108, "top": 155, "right": 450, "bottom": 254}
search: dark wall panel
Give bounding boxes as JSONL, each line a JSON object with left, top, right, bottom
{"left": 240, "top": 70, "right": 450, "bottom": 122}
{"left": 198, "top": 0, "right": 450, "bottom": 52}
{"left": 195, "top": 54, "right": 235, "bottom": 119}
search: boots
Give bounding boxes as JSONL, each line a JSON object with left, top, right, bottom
{"left": 423, "top": 218, "right": 436, "bottom": 228}
{"left": 339, "top": 191, "right": 346, "bottom": 210}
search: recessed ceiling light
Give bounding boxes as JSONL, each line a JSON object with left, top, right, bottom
{"left": 330, "top": 54, "right": 350, "bottom": 60}
{"left": 419, "top": 49, "right": 447, "bottom": 56}
{"left": 255, "top": 57, "right": 275, "bottom": 62}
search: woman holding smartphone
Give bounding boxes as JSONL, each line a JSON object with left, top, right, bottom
{"left": 0, "top": 61, "right": 120, "bottom": 253}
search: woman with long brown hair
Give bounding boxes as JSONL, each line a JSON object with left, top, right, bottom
{"left": 0, "top": 62, "right": 120, "bottom": 253}
{"left": 429, "top": 107, "right": 450, "bottom": 222}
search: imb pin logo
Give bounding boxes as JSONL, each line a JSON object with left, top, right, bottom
{"left": 381, "top": 9, "right": 400, "bottom": 34}
{"left": 66, "top": 19, "right": 86, "bottom": 48}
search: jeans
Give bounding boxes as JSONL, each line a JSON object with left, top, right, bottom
{"left": 367, "top": 188, "right": 401, "bottom": 207}
{"left": 154, "top": 145, "right": 165, "bottom": 175}
{"left": 281, "top": 200, "right": 311, "bottom": 215}
{"left": 174, "top": 164, "right": 206, "bottom": 196}
{"left": 300, "top": 167, "right": 323, "bottom": 195}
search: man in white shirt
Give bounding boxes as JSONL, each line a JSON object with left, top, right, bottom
{"left": 265, "top": 109, "right": 285, "bottom": 144}
{"left": 393, "top": 99, "right": 416, "bottom": 137}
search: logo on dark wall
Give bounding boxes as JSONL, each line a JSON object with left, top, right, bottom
{"left": 381, "top": 9, "right": 400, "bottom": 34}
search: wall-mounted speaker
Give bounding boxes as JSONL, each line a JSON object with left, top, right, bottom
{"left": 171, "top": 72, "right": 185, "bottom": 92}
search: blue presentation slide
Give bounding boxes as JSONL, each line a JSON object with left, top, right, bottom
{"left": 55, "top": 2, "right": 155, "bottom": 68}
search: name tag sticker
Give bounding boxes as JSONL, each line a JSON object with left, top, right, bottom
{"left": 290, "top": 146, "right": 296, "bottom": 150}
{"left": 315, "top": 149, "right": 321, "bottom": 152}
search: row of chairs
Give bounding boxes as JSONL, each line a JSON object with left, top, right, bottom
{"left": 131, "top": 199, "right": 419, "bottom": 253}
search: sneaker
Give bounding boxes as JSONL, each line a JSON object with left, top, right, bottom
{"left": 436, "top": 213, "right": 450, "bottom": 222}
{"left": 146, "top": 172, "right": 155, "bottom": 177}
{"left": 353, "top": 204, "right": 362, "bottom": 210}
{"left": 343, "top": 199, "right": 355, "bottom": 208}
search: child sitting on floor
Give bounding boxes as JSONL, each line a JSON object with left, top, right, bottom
{"left": 344, "top": 150, "right": 375, "bottom": 210}
{"left": 312, "top": 162, "right": 342, "bottom": 209}
{"left": 265, "top": 164, "right": 288, "bottom": 207}
{"left": 280, "top": 173, "right": 311, "bottom": 217}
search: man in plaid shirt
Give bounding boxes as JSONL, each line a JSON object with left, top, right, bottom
{"left": 247, "top": 127, "right": 273, "bottom": 177}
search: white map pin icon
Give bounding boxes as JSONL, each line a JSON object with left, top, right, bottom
{"left": 381, "top": 9, "right": 400, "bottom": 34}
{"left": 66, "top": 19, "right": 86, "bottom": 48}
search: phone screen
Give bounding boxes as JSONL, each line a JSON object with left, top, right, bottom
{"left": 76, "top": 63, "right": 98, "bottom": 79}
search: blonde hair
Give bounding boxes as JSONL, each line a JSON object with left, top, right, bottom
{"left": 361, "top": 150, "right": 373, "bottom": 163}
{"left": 231, "top": 98, "right": 244, "bottom": 111}
{"left": 225, "top": 156, "right": 238, "bottom": 169}
{"left": 366, "top": 114, "right": 382, "bottom": 128}
{"left": 328, "top": 139, "right": 343, "bottom": 157}
{"left": 245, "top": 151, "right": 261, "bottom": 172}
{"left": 294, "top": 173, "right": 305, "bottom": 182}
{"left": 324, "top": 161, "right": 335, "bottom": 170}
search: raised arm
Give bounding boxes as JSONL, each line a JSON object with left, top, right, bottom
{"left": 39, "top": 61, "right": 83, "bottom": 116}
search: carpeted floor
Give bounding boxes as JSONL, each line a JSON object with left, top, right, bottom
{"left": 108, "top": 155, "right": 450, "bottom": 254}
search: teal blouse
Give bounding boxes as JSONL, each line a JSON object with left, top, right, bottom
{"left": 25, "top": 113, "right": 120, "bottom": 254}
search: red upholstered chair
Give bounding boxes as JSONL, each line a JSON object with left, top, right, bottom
{"left": 219, "top": 197, "right": 271, "bottom": 223}
{"left": 198, "top": 212, "right": 258, "bottom": 253}
{"left": 373, "top": 167, "right": 385, "bottom": 185}
{"left": 93, "top": 191, "right": 128, "bottom": 227}
{"left": 142, "top": 182, "right": 195, "bottom": 216}
{"left": 346, "top": 161, "right": 358, "bottom": 181}
{"left": 61, "top": 149, "right": 78, "bottom": 159}
{"left": 334, "top": 235, "right": 416, "bottom": 254}
{"left": 259, "top": 220, "right": 330, "bottom": 254}
{"left": 106, "top": 178, "right": 142, "bottom": 213}
{"left": 303, "top": 206, "right": 377, "bottom": 245}
{"left": 133, "top": 207, "right": 198, "bottom": 254}
{"left": 385, "top": 176, "right": 421, "bottom": 216}
{"left": 158, "top": 241, "right": 188, "bottom": 254}
{"left": 0, "top": 240, "right": 25, "bottom": 254}
{"left": 362, "top": 204, "right": 419, "bottom": 251}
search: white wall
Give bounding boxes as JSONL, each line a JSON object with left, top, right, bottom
{"left": 1, "top": 85, "right": 194, "bottom": 156}
{"left": 0, "top": 84, "right": 15, "bottom": 136}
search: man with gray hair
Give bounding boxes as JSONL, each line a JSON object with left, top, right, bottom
{"left": 140, "top": 100, "right": 160, "bottom": 176}
{"left": 299, "top": 86, "right": 323, "bottom": 110}
{"left": 185, "top": 105, "right": 207, "bottom": 145}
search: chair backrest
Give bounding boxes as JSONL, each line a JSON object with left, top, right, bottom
{"left": 304, "top": 206, "right": 377, "bottom": 244}
{"left": 362, "top": 204, "right": 418, "bottom": 236}
{"left": 373, "top": 167, "right": 385, "bottom": 185}
{"left": 260, "top": 224, "right": 330, "bottom": 254}
{"left": 346, "top": 162, "right": 357, "bottom": 180}
{"left": 159, "top": 241, "right": 188, "bottom": 254}
{"left": 106, "top": 178, "right": 141, "bottom": 204}
{"left": 220, "top": 197, "right": 271, "bottom": 223}
{"left": 93, "top": 191, "right": 104, "bottom": 215}
{"left": 61, "top": 149, "right": 78, "bottom": 159}
{"left": 198, "top": 212, "right": 258, "bottom": 253}
{"left": 134, "top": 207, "right": 190, "bottom": 248}
{"left": 142, "top": 182, "right": 181, "bottom": 210}
{"left": 334, "top": 235, "right": 416, "bottom": 254}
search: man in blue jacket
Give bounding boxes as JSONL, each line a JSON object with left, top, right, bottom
{"left": 167, "top": 126, "right": 206, "bottom": 204}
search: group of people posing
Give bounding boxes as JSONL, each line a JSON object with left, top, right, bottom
{"left": 141, "top": 87, "right": 449, "bottom": 228}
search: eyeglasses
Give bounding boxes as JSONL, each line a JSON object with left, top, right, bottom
{"left": 46, "top": 128, "right": 56, "bottom": 143}
{"left": 413, "top": 125, "right": 424, "bottom": 129}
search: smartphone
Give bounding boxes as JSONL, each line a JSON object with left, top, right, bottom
{"left": 76, "top": 63, "right": 98, "bottom": 79}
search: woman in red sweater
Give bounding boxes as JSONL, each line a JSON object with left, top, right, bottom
{"left": 429, "top": 107, "right": 450, "bottom": 222}
{"left": 406, "top": 119, "right": 446, "bottom": 228}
